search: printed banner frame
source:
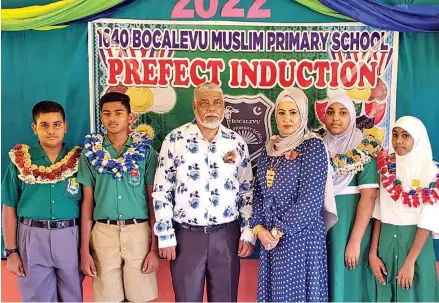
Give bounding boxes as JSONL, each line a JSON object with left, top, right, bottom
{"left": 88, "top": 19, "right": 398, "bottom": 166}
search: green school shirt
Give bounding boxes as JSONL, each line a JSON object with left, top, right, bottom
{"left": 1, "top": 144, "right": 81, "bottom": 220}
{"left": 77, "top": 135, "right": 157, "bottom": 220}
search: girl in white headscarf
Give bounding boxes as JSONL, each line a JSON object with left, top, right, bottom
{"left": 250, "top": 87, "right": 336, "bottom": 302}
{"left": 323, "top": 96, "right": 382, "bottom": 302}
{"left": 370, "top": 116, "right": 439, "bottom": 302}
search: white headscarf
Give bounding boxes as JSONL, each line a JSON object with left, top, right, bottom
{"left": 323, "top": 96, "right": 364, "bottom": 195}
{"left": 394, "top": 116, "right": 437, "bottom": 189}
{"left": 265, "top": 88, "right": 317, "bottom": 157}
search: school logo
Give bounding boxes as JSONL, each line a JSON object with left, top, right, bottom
{"left": 222, "top": 94, "right": 274, "bottom": 167}
{"left": 129, "top": 169, "right": 141, "bottom": 187}
{"left": 66, "top": 178, "right": 80, "bottom": 195}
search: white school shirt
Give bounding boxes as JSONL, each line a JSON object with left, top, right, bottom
{"left": 373, "top": 181, "right": 439, "bottom": 238}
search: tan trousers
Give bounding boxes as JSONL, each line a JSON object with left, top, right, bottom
{"left": 91, "top": 221, "right": 158, "bottom": 302}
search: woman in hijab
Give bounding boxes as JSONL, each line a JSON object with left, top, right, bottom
{"left": 370, "top": 116, "right": 439, "bottom": 302}
{"left": 323, "top": 96, "right": 381, "bottom": 302}
{"left": 250, "top": 87, "right": 336, "bottom": 302}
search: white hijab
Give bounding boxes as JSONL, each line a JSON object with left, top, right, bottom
{"left": 394, "top": 116, "right": 437, "bottom": 189}
{"left": 323, "top": 96, "right": 364, "bottom": 195}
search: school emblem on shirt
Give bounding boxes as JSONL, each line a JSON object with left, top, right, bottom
{"left": 222, "top": 94, "right": 274, "bottom": 167}
{"left": 129, "top": 169, "right": 141, "bottom": 187}
{"left": 66, "top": 178, "right": 80, "bottom": 195}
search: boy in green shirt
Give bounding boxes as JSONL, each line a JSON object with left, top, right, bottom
{"left": 1, "top": 101, "right": 83, "bottom": 302}
{"left": 77, "top": 92, "right": 159, "bottom": 302}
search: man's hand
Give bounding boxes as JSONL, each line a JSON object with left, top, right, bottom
{"left": 142, "top": 250, "right": 160, "bottom": 274}
{"left": 7, "top": 253, "right": 25, "bottom": 277}
{"left": 238, "top": 241, "right": 254, "bottom": 258}
{"left": 159, "top": 246, "right": 176, "bottom": 261}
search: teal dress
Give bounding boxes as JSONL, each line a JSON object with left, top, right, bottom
{"left": 376, "top": 224, "right": 439, "bottom": 302}
{"left": 327, "top": 159, "right": 378, "bottom": 302}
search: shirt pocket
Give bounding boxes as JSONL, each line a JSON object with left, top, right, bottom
{"left": 64, "top": 177, "right": 82, "bottom": 200}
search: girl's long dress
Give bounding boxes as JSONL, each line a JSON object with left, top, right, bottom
{"left": 327, "top": 159, "right": 378, "bottom": 302}
{"left": 251, "top": 138, "right": 329, "bottom": 302}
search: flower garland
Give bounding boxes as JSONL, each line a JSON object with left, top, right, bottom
{"left": 9, "top": 144, "right": 81, "bottom": 184}
{"left": 380, "top": 153, "right": 439, "bottom": 207}
{"left": 330, "top": 135, "right": 382, "bottom": 176}
{"left": 83, "top": 132, "right": 151, "bottom": 179}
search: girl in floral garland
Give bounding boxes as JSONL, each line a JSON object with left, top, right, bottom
{"left": 370, "top": 116, "right": 439, "bottom": 302}
{"left": 324, "top": 95, "right": 381, "bottom": 302}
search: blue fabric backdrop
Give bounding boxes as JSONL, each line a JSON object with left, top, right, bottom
{"left": 321, "top": 0, "right": 439, "bottom": 31}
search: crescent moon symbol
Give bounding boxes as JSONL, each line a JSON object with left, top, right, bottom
{"left": 253, "top": 106, "right": 263, "bottom": 116}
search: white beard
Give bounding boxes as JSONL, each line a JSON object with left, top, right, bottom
{"left": 195, "top": 111, "right": 225, "bottom": 129}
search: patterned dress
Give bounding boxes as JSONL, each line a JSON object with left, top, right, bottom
{"left": 251, "top": 138, "right": 329, "bottom": 302}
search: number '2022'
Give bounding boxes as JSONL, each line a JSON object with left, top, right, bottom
{"left": 171, "top": 0, "right": 271, "bottom": 19}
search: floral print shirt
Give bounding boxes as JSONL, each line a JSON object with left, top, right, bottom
{"left": 152, "top": 122, "right": 255, "bottom": 248}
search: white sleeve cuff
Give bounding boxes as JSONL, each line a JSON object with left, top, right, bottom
{"left": 240, "top": 228, "right": 256, "bottom": 246}
{"left": 359, "top": 183, "right": 379, "bottom": 189}
{"left": 158, "top": 233, "right": 177, "bottom": 248}
{"left": 418, "top": 203, "right": 439, "bottom": 234}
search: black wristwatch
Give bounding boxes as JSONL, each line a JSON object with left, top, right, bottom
{"left": 5, "top": 248, "right": 19, "bottom": 258}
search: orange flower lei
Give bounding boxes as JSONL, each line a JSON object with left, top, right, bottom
{"left": 9, "top": 144, "right": 82, "bottom": 184}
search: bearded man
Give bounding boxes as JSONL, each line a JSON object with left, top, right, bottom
{"left": 152, "top": 82, "right": 255, "bottom": 302}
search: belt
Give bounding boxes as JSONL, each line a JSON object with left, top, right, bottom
{"left": 20, "top": 217, "right": 79, "bottom": 230}
{"left": 96, "top": 218, "right": 147, "bottom": 226}
{"left": 175, "top": 220, "right": 235, "bottom": 233}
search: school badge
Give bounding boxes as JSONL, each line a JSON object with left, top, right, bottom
{"left": 129, "top": 168, "right": 141, "bottom": 187}
{"left": 222, "top": 94, "right": 274, "bottom": 167}
{"left": 66, "top": 178, "right": 80, "bottom": 195}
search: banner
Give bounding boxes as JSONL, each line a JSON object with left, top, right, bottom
{"left": 88, "top": 19, "right": 398, "bottom": 257}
